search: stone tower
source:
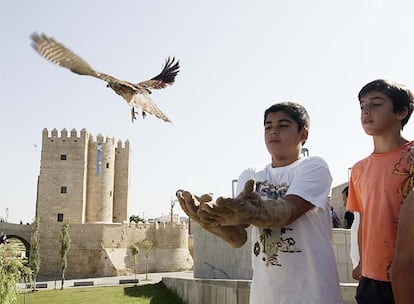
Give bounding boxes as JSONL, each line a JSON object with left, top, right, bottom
{"left": 37, "top": 128, "right": 130, "bottom": 224}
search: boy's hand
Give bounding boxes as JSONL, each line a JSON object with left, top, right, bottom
{"left": 198, "top": 179, "right": 263, "bottom": 226}
{"left": 235, "top": 179, "right": 261, "bottom": 202}
{"left": 352, "top": 263, "right": 362, "bottom": 281}
{"left": 176, "top": 189, "right": 215, "bottom": 226}
{"left": 176, "top": 189, "right": 249, "bottom": 247}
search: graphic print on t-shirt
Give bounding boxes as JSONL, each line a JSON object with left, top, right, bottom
{"left": 255, "top": 180, "right": 302, "bottom": 267}
{"left": 392, "top": 143, "right": 414, "bottom": 198}
{"left": 385, "top": 143, "right": 414, "bottom": 279}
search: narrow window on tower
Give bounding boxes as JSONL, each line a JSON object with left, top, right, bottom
{"left": 57, "top": 213, "right": 64, "bottom": 222}
{"left": 106, "top": 163, "right": 109, "bottom": 169}
{"left": 61, "top": 186, "right": 67, "bottom": 194}
{"left": 60, "top": 154, "right": 67, "bottom": 160}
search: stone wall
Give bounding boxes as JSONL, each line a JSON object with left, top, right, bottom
{"left": 164, "top": 277, "right": 251, "bottom": 304}
{"left": 163, "top": 277, "right": 357, "bottom": 304}
{"left": 332, "top": 228, "right": 358, "bottom": 283}
{"left": 192, "top": 222, "right": 252, "bottom": 280}
{"left": 37, "top": 222, "right": 193, "bottom": 280}
{"left": 193, "top": 222, "right": 357, "bottom": 283}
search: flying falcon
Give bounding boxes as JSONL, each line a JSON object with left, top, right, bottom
{"left": 30, "top": 32, "right": 179, "bottom": 123}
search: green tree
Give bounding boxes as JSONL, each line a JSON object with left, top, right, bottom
{"left": 59, "top": 219, "right": 71, "bottom": 290}
{"left": 129, "top": 215, "right": 144, "bottom": 223}
{"left": 130, "top": 244, "right": 139, "bottom": 282}
{"left": 139, "top": 240, "right": 154, "bottom": 281}
{"left": 0, "top": 242, "right": 31, "bottom": 304}
{"left": 29, "top": 216, "right": 41, "bottom": 289}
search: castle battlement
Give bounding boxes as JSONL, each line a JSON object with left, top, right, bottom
{"left": 88, "top": 133, "right": 115, "bottom": 145}
{"left": 127, "top": 221, "right": 188, "bottom": 231}
{"left": 117, "top": 139, "right": 130, "bottom": 150}
{"left": 42, "top": 128, "right": 89, "bottom": 139}
{"left": 41, "top": 128, "right": 129, "bottom": 149}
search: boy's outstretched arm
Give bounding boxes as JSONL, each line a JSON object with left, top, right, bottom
{"left": 176, "top": 190, "right": 248, "bottom": 248}
{"left": 198, "top": 179, "right": 313, "bottom": 229}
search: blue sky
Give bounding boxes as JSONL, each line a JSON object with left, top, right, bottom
{"left": 1, "top": 0, "right": 414, "bottom": 223}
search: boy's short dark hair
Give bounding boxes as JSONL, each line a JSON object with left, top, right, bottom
{"left": 342, "top": 185, "right": 349, "bottom": 196}
{"left": 358, "top": 79, "right": 414, "bottom": 128}
{"left": 264, "top": 102, "right": 310, "bottom": 131}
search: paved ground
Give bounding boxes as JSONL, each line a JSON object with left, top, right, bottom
{"left": 18, "top": 271, "right": 194, "bottom": 291}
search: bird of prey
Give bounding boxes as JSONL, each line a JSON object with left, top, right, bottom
{"left": 30, "top": 32, "right": 179, "bottom": 123}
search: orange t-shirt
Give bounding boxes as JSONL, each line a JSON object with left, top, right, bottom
{"left": 347, "top": 141, "right": 414, "bottom": 282}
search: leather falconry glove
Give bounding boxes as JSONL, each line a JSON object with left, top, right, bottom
{"left": 199, "top": 179, "right": 295, "bottom": 229}
{"left": 176, "top": 189, "right": 248, "bottom": 248}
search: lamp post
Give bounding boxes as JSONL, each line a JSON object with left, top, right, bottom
{"left": 170, "top": 197, "right": 177, "bottom": 224}
{"left": 301, "top": 148, "right": 309, "bottom": 157}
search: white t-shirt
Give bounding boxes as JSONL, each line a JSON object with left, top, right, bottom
{"left": 350, "top": 212, "right": 360, "bottom": 268}
{"left": 237, "top": 156, "right": 342, "bottom": 304}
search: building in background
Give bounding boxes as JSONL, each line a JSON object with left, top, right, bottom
{"left": 37, "top": 128, "right": 130, "bottom": 224}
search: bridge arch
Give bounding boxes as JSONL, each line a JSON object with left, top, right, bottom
{"left": 6, "top": 234, "right": 31, "bottom": 259}
{"left": 0, "top": 222, "right": 33, "bottom": 260}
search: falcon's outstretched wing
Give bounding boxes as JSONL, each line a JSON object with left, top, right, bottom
{"left": 31, "top": 32, "right": 130, "bottom": 86}
{"left": 138, "top": 57, "right": 180, "bottom": 91}
{"left": 31, "top": 32, "right": 99, "bottom": 77}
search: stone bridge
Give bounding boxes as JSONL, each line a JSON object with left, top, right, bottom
{"left": 0, "top": 222, "right": 32, "bottom": 257}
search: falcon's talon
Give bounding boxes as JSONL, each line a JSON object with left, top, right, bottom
{"left": 131, "top": 107, "right": 137, "bottom": 122}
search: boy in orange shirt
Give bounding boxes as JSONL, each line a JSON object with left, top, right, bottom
{"left": 347, "top": 79, "right": 414, "bottom": 303}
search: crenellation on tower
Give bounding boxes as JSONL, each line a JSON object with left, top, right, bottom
{"left": 106, "top": 136, "right": 114, "bottom": 145}
{"left": 96, "top": 133, "right": 104, "bottom": 143}
{"left": 70, "top": 128, "right": 76, "bottom": 138}
{"left": 51, "top": 128, "right": 58, "bottom": 137}
{"left": 42, "top": 128, "right": 48, "bottom": 138}
{"left": 61, "top": 128, "right": 68, "bottom": 138}
{"left": 116, "top": 139, "right": 130, "bottom": 151}
{"left": 117, "top": 140, "right": 123, "bottom": 150}
{"left": 78, "top": 129, "right": 88, "bottom": 144}
{"left": 42, "top": 128, "right": 87, "bottom": 143}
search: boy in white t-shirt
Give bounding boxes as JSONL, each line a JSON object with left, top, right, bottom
{"left": 176, "top": 102, "right": 342, "bottom": 304}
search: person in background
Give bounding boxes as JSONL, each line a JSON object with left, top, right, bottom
{"left": 342, "top": 186, "right": 354, "bottom": 229}
{"left": 331, "top": 206, "right": 342, "bottom": 228}
{"left": 347, "top": 79, "right": 414, "bottom": 304}
{"left": 343, "top": 184, "right": 361, "bottom": 279}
